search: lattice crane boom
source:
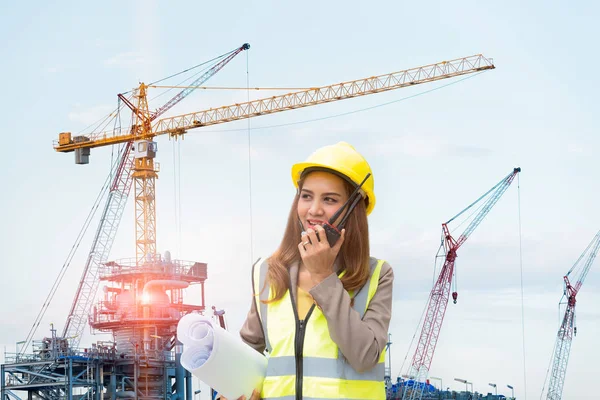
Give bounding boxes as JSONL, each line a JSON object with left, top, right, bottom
{"left": 62, "top": 143, "right": 135, "bottom": 346}
{"left": 54, "top": 54, "right": 495, "bottom": 152}
{"left": 51, "top": 50, "right": 495, "bottom": 350}
{"left": 150, "top": 43, "right": 250, "bottom": 120}
{"left": 55, "top": 45, "right": 249, "bottom": 347}
{"left": 403, "top": 168, "right": 520, "bottom": 400}
{"left": 545, "top": 229, "right": 600, "bottom": 400}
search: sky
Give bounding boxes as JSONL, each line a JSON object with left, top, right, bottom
{"left": 1, "top": 1, "right": 599, "bottom": 399}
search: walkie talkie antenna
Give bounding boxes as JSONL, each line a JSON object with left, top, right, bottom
{"left": 328, "top": 173, "right": 371, "bottom": 225}
{"left": 337, "top": 195, "right": 364, "bottom": 230}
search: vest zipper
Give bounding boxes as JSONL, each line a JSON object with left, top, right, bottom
{"left": 289, "top": 278, "right": 316, "bottom": 400}
{"left": 295, "top": 319, "right": 305, "bottom": 399}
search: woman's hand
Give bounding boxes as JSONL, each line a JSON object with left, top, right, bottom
{"left": 298, "top": 225, "right": 345, "bottom": 285}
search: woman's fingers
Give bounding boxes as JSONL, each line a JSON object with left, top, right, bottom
{"left": 331, "top": 228, "right": 345, "bottom": 253}
{"left": 314, "top": 225, "right": 328, "bottom": 245}
{"left": 305, "top": 228, "right": 320, "bottom": 245}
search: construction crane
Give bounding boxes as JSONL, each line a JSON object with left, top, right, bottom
{"left": 543, "top": 229, "right": 600, "bottom": 400}
{"left": 402, "top": 168, "right": 520, "bottom": 400}
{"left": 53, "top": 43, "right": 251, "bottom": 349}
{"left": 49, "top": 47, "right": 494, "bottom": 350}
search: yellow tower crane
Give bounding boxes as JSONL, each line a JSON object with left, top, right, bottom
{"left": 56, "top": 52, "right": 494, "bottom": 263}
{"left": 50, "top": 49, "right": 494, "bottom": 348}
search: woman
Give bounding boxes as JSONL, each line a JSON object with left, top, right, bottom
{"left": 237, "top": 142, "right": 393, "bottom": 400}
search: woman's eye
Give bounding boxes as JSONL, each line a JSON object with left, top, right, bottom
{"left": 324, "top": 197, "right": 337, "bottom": 203}
{"left": 301, "top": 194, "right": 311, "bottom": 200}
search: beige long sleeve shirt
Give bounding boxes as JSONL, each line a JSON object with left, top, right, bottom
{"left": 239, "top": 259, "right": 394, "bottom": 373}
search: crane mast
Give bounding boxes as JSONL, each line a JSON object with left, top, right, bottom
{"left": 59, "top": 44, "right": 250, "bottom": 346}
{"left": 51, "top": 51, "right": 495, "bottom": 350}
{"left": 545, "top": 229, "right": 600, "bottom": 400}
{"left": 62, "top": 144, "right": 135, "bottom": 346}
{"left": 403, "top": 168, "right": 520, "bottom": 400}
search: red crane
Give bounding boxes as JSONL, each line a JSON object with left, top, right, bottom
{"left": 543, "top": 229, "right": 600, "bottom": 400}
{"left": 402, "top": 167, "right": 521, "bottom": 400}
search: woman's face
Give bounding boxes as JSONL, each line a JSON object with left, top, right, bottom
{"left": 297, "top": 171, "right": 349, "bottom": 231}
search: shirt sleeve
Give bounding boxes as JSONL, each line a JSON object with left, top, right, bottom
{"left": 239, "top": 290, "right": 267, "bottom": 354}
{"left": 309, "top": 262, "right": 394, "bottom": 373}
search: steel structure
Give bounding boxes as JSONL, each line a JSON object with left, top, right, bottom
{"left": 3, "top": 46, "right": 496, "bottom": 400}
{"left": 544, "top": 229, "right": 600, "bottom": 400}
{"left": 55, "top": 54, "right": 494, "bottom": 152}
{"left": 63, "top": 143, "right": 135, "bottom": 348}
{"left": 51, "top": 52, "right": 495, "bottom": 350}
{"left": 402, "top": 168, "right": 520, "bottom": 400}
{"left": 2, "top": 325, "right": 115, "bottom": 400}
{"left": 53, "top": 54, "right": 495, "bottom": 331}
{"left": 60, "top": 44, "right": 250, "bottom": 348}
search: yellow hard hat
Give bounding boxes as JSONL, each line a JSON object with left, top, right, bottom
{"left": 291, "top": 142, "right": 376, "bottom": 215}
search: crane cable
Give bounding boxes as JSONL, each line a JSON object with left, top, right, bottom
{"left": 539, "top": 307, "right": 561, "bottom": 400}
{"left": 196, "top": 71, "right": 486, "bottom": 134}
{"left": 178, "top": 141, "right": 182, "bottom": 257}
{"left": 246, "top": 48, "right": 255, "bottom": 265}
{"left": 397, "top": 178, "right": 499, "bottom": 377}
{"left": 148, "top": 47, "right": 238, "bottom": 87}
{"left": 172, "top": 139, "right": 182, "bottom": 258}
{"left": 518, "top": 173, "right": 528, "bottom": 399}
{"left": 19, "top": 147, "right": 126, "bottom": 354}
{"left": 397, "top": 245, "right": 444, "bottom": 378}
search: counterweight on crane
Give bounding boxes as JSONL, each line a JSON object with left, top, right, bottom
{"left": 402, "top": 168, "right": 520, "bottom": 400}
{"left": 51, "top": 50, "right": 494, "bottom": 351}
{"left": 59, "top": 43, "right": 250, "bottom": 349}
{"left": 543, "top": 229, "right": 600, "bottom": 400}
{"left": 5, "top": 46, "right": 498, "bottom": 400}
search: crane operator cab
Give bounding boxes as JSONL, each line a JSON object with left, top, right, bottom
{"left": 134, "top": 140, "right": 157, "bottom": 159}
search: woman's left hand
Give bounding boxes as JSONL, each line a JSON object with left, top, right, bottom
{"left": 298, "top": 225, "right": 345, "bottom": 285}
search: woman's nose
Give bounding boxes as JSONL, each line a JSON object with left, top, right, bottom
{"left": 308, "top": 200, "right": 324, "bottom": 216}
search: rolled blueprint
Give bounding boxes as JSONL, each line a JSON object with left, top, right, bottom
{"left": 177, "top": 313, "right": 267, "bottom": 399}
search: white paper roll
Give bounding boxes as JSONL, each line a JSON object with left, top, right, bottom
{"left": 178, "top": 314, "right": 267, "bottom": 399}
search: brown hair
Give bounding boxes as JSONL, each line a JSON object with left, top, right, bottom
{"left": 265, "top": 174, "right": 371, "bottom": 302}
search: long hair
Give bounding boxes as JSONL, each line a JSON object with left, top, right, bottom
{"left": 265, "top": 175, "right": 371, "bottom": 302}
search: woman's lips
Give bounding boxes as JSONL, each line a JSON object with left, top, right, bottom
{"left": 306, "top": 219, "right": 327, "bottom": 229}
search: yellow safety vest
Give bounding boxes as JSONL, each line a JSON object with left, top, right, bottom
{"left": 252, "top": 257, "right": 387, "bottom": 400}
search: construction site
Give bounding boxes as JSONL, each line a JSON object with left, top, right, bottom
{"left": 2, "top": 3, "right": 599, "bottom": 400}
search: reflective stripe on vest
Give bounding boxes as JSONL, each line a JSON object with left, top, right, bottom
{"left": 253, "top": 257, "right": 387, "bottom": 400}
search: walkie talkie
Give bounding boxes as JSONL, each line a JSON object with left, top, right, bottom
{"left": 320, "top": 173, "right": 370, "bottom": 246}
{"left": 299, "top": 173, "right": 371, "bottom": 247}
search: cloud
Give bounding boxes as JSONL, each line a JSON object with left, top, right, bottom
{"left": 104, "top": 52, "right": 147, "bottom": 68}
{"left": 68, "top": 104, "right": 115, "bottom": 126}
